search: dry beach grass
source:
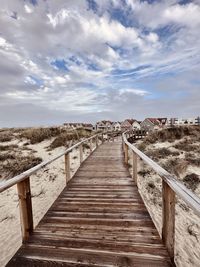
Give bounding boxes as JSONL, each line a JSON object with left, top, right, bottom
{"left": 131, "top": 126, "right": 200, "bottom": 266}
{"left": 0, "top": 126, "right": 93, "bottom": 266}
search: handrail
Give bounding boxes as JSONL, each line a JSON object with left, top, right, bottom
{"left": 0, "top": 133, "right": 100, "bottom": 193}
{"left": 123, "top": 132, "right": 200, "bottom": 216}
{"left": 0, "top": 130, "right": 119, "bottom": 245}
{"left": 122, "top": 130, "right": 200, "bottom": 263}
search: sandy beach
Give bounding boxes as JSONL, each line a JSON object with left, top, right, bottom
{"left": 128, "top": 134, "right": 200, "bottom": 267}
{"left": 0, "top": 135, "right": 92, "bottom": 266}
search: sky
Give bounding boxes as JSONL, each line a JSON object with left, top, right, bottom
{"left": 0, "top": 0, "right": 200, "bottom": 127}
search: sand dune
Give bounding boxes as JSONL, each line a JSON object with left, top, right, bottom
{"left": 0, "top": 137, "right": 91, "bottom": 266}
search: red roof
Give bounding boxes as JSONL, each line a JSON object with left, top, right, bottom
{"left": 124, "top": 119, "right": 137, "bottom": 124}
{"left": 147, "top": 118, "right": 160, "bottom": 125}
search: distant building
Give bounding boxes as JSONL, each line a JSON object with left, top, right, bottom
{"left": 140, "top": 118, "right": 160, "bottom": 132}
{"left": 157, "top": 118, "right": 167, "bottom": 127}
{"left": 112, "top": 122, "right": 121, "bottom": 131}
{"left": 96, "top": 120, "right": 113, "bottom": 132}
{"left": 63, "top": 123, "right": 83, "bottom": 129}
{"left": 168, "top": 117, "right": 200, "bottom": 126}
{"left": 121, "top": 119, "right": 134, "bottom": 131}
{"left": 132, "top": 120, "right": 141, "bottom": 130}
{"left": 82, "top": 123, "right": 94, "bottom": 131}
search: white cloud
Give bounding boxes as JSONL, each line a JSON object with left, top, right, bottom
{"left": 164, "top": 3, "right": 200, "bottom": 28}
{"left": 24, "top": 4, "right": 33, "bottom": 14}
{"left": 0, "top": 37, "right": 6, "bottom": 47}
{"left": 25, "top": 76, "right": 36, "bottom": 85}
{"left": 0, "top": 0, "right": 199, "bottom": 126}
{"left": 119, "top": 88, "right": 148, "bottom": 96}
{"left": 146, "top": 32, "right": 159, "bottom": 43}
{"left": 55, "top": 76, "right": 67, "bottom": 84}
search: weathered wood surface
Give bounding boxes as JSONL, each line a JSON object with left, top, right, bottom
{"left": 7, "top": 141, "right": 173, "bottom": 267}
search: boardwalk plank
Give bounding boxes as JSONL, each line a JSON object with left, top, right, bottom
{"left": 7, "top": 141, "right": 173, "bottom": 267}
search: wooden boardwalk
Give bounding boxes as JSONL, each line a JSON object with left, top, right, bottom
{"left": 7, "top": 141, "right": 173, "bottom": 266}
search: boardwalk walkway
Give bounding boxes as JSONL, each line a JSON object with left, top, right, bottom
{"left": 7, "top": 140, "right": 173, "bottom": 266}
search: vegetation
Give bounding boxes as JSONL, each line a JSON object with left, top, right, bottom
{"left": 146, "top": 147, "right": 179, "bottom": 161}
{"left": 143, "top": 126, "right": 200, "bottom": 144}
{"left": 1, "top": 155, "right": 42, "bottom": 177}
{"left": 0, "top": 144, "right": 18, "bottom": 151}
{"left": 0, "top": 134, "right": 13, "bottom": 142}
{"left": 183, "top": 173, "right": 200, "bottom": 191}
{"left": 83, "top": 143, "right": 90, "bottom": 150}
{"left": 49, "top": 129, "right": 92, "bottom": 149}
{"left": 20, "top": 127, "right": 62, "bottom": 144}
{"left": 161, "top": 158, "right": 188, "bottom": 177}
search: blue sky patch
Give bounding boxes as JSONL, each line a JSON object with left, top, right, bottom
{"left": 51, "top": 59, "right": 69, "bottom": 71}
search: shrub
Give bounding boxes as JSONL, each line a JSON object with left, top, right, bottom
{"left": 137, "top": 142, "right": 147, "bottom": 151}
{"left": 20, "top": 127, "right": 62, "bottom": 144}
{"left": 49, "top": 129, "right": 92, "bottom": 149}
{"left": 143, "top": 126, "right": 200, "bottom": 144}
{"left": 49, "top": 132, "right": 76, "bottom": 149}
{"left": 185, "top": 153, "right": 200, "bottom": 167}
{"left": 0, "top": 134, "right": 12, "bottom": 142}
{"left": 174, "top": 140, "right": 197, "bottom": 152}
{"left": 183, "top": 173, "right": 200, "bottom": 191}
{"left": 0, "top": 153, "right": 15, "bottom": 161}
{"left": 2, "top": 155, "right": 42, "bottom": 177}
{"left": 0, "top": 144, "right": 18, "bottom": 151}
{"left": 147, "top": 181, "right": 155, "bottom": 189}
{"left": 161, "top": 158, "right": 188, "bottom": 177}
{"left": 138, "top": 169, "right": 151, "bottom": 177}
{"left": 83, "top": 143, "right": 90, "bottom": 150}
{"left": 146, "top": 148, "right": 179, "bottom": 161}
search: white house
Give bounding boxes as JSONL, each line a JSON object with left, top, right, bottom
{"left": 121, "top": 119, "right": 134, "bottom": 131}
{"left": 105, "top": 121, "right": 113, "bottom": 131}
{"left": 96, "top": 120, "right": 113, "bottom": 131}
{"left": 132, "top": 120, "right": 141, "bottom": 130}
{"left": 63, "top": 123, "right": 83, "bottom": 129}
{"left": 112, "top": 122, "right": 121, "bottom": 131}
{"left": 167, "top": 117, "right": 200, "bottom": 126}
{"left": 140, "top": 118, "right": 160, "bottom": 132}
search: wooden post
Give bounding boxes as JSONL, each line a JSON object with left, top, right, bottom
{"left": 162, "top": 180, "right": 175, "bottom": 263}
{"left": 132, "top": 151, "right": 137, "bottom": 185}
{"left": 90, "top": 139, "right": 92, "bottom": 152}
{"left": 124, "top": 143, "right": 128, "bottom": 164}
{"left": 17, "top": 177, "right": 33, "bottom": 243}
{"left": 102, "top": 133, "right": 104, "bottom": 143}
{"left": 96, "top": 136, "right": 98, "bottom": 147}
{"left": 64, "top": 153, "right": 70, "bottom": 184}
{"left": 122, "top": 138, "right": 125, "bottom": 152}
{"left": 79, "top": 144, "right": 83, "bottom": 164}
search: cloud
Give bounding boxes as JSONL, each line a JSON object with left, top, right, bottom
{"left": 0, "top": 0, "right": 199, "bottom": 127}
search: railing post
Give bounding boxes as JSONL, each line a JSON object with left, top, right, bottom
{"left": 64, "top": 152, "right": 70, "bottom": 184}
{"left": 124, "top": 143, "right": 128, "bottom": 164}
{"left": 79, "top": 144, "right": 83, "bottom": 164}
{"left": 17, "top": 177, "right": 33, "bottom": 243}
{"left": 162, "top": 180, "right": 175, "bottom": 263}
{"left": 96, "top": 135, "right": 98, "bottom": 147}
{"left": 122, "top": 137, "right": 125, "bottom": 152}
{"left": 90, "top": 139, "right": 92, "bottom": 152}
{"left": 102, "top": 133, "right": 104, "bottom": 143}
{"left": 132, "top": 151, "right": 138, "bottom": 185}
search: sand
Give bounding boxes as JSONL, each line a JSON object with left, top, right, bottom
{"left": 128, "top": 139, "right": 200, "bottom": 267}
{"left": 0, "top": 138, "right": 92, "bottom": 266}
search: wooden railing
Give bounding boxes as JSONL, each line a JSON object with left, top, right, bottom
{"left": 122, "top": 131, "right": 200, "bottom": 263}
{"left": 0, "top": 132, "right": 117, "bottom": 243}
